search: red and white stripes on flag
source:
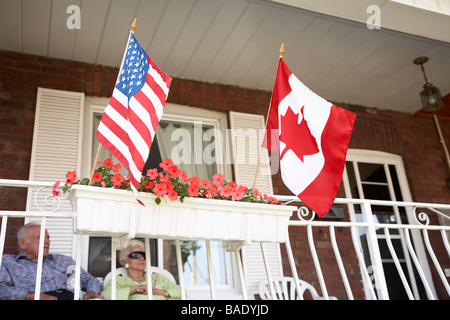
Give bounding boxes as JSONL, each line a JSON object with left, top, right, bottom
{"left": 96, "top": 32, "right": 172, "bottom": 201}
{"left": 263, "top": 58, "right": 356, "bottom": 217}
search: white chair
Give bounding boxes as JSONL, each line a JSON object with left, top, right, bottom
{"left": 258, "top": 276, "right": 337, "bottom": 300}
{"left": 103, "top": 266, "right": 176, "bottom": 288}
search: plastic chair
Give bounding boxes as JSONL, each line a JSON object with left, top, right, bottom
{"left": 103, "top": 266, "right": 176, "bottom": 288}
{"left": 258, "top": 276, "right": 337, "bottom": 300}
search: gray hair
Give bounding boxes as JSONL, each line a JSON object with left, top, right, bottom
{"left": 17, "top": 222, "right": 42, "bottom": 245}
{"left": 119, "top": 239, "right": 145, "bottom": 265}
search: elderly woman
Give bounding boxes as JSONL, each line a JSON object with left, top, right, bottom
{"left": 101, "top": 239, "right": 180, "bottom": 300}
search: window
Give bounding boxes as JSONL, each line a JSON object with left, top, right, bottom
{"left": 83, "top": 100, "right": 237, "bottom": 296}
{"left": 344, "top": 149, "right": 429, "bottom": 299}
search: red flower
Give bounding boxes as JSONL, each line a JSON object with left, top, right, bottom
{"left": 52, "top": 181, "right": 61, "bottom": 197}
{"left": 66, "top": 171, "right": 77, "bottom": 184}
{"left": 209, "top": 186, "right": 218, "bottom": 196}
{"left": 92, "top": 172, "right": 102, "bottom": 182}
{"left": 111, "top": 173, "right": 123, "bottom": 187}
{"left": 168, "top": 165, "right": 179, "bottom": 179}
{"left": 229, "top": 181, "right": 238, "bottom": 191}
{"left": 189, "top": 176, "right": 201, "bottom": 185}
{"left": 168, "top": 190, "right": 178, "bottom": 201}
{"left": 201, "top": 179, "right": 212, "bottom": 190}
{"left": 103, "top": 158, "right": 113, "bottom": 168}
{"left": 142, "top": 181, "right": 154, "bottom": 191}
{"left": 56, "top": 158, "right": 281, "bottom": 206}
{"left": 188, "top": 183, "right": 199, "bottom": 197}
{"left": 112, "top": 163, "right": 121, "bottom": 173}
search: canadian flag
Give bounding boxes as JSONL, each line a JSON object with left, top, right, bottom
{"left": 263, "top": 58, "right": 356, "bottom": 217}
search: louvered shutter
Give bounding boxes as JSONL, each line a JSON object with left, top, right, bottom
{"left": 228, "top": 111, "right": 283, "bottom": 296}
{"left": 26, "top": 88, "right": 84, "bottom": 258}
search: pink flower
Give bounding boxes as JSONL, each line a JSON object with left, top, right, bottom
{"left": 153, "top": 183, "right": 168, "bottom": 196}
{"left": 146, "top": 168, "right": 159, "bottom": 180}
{"left": 179, "top": 170, "right": 189, "bottom": 182}
{"left": 212, "top": 174, "right": 224, "bottom": 187}
{"left": 66, "top": 171, "right": 77, "bottom": 184}
{"left": 263, "top": 194, "right": 279, "bottom": 204}
{"left": 159, "top": 158, "right": 173, "bottom": 171}
{"left": 253, "top": 188, "right": 262, "bottom": 198}
{"left": 52, "top": 181, "right": 61, "bottom": 197}
{"left": 220, "top": 185, "right": 232, "bottom": 198}
{"left": 159, "top": 172, "right": 169, "bottom": 183}
{"left": 232, "top": 186, "right": 247, "bottom": 201}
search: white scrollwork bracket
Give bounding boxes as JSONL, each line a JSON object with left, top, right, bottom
{"left": 34, "top": 185, "right": 62, "bottom": 213}
{"left": 297, "top": 206, "right": 315, "bottom": 221}
{"left": 412, "top": 207, "right": 430, "bottom": 226}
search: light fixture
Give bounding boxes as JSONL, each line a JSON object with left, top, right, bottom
{"left": 413, "top": 56, "right": 444, "bottom": 112}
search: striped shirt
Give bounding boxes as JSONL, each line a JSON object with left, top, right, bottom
{"left": 0, "top": 253, "right": 101, "bottom": 300}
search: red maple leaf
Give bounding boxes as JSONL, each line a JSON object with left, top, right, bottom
{"left": 280, "top": 105, "right": 319, "bottom": 162}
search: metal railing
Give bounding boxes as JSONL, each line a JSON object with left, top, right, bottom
{"left": 1, "top": 178, "right": 450, "bottom": 300}
{"left": 281, "top": 196, "right": 450, "bottom": 300}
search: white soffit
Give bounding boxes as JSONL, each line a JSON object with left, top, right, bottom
{"left": 270, "top": 0, "right": 450, "bottom": 43}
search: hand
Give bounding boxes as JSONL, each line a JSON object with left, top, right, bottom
{"left": 152, "top": 287, "right": 169, "bottom": 297}
{"left": 131, "top": 285, "right": 148, "bottom": 295}
{"left": 25, "top": 292, "right": 58, "bottom": 300}
{"left": 83, "top": 291, "right": 105, "bottom": 300}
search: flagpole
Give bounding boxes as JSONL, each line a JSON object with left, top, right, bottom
{"left": 252, "top": 43, "right": 284, "bottom": 191}
{"left": 88, "top": 18, "right": 137, "bottom": 186}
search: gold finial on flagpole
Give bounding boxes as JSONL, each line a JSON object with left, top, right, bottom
{"left": 131, "top": 18, "right": 137, "bottom": 32}
{"left": 279, "top": 43, "right": 285, "bottom": 58}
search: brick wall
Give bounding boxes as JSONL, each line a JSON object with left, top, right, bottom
{"left": 1, "top": 51, "right": 449, "bottom": 298}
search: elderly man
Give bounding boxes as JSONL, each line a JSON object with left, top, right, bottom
{"left": 0, "top": 223, "right": 104, "bottom": 300}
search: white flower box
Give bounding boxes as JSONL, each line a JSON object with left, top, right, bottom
{"left": 69, "top": 185, "right": 295, "bottom": 243}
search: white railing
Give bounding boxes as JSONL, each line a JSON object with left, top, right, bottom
{"left": 1, "top": 178, "right": 450, "bottom": 300}
{"left": 280, "top": 196, "right": 450, "bottom": 300}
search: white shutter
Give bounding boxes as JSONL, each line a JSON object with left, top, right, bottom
{"left": 228, "top": 111, "right": 283, "bottom": 296}
{"left": 27, "top": 88, "right": 84, "bottom": 258}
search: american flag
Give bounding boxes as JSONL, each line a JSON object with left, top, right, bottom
{"left": 96, "top": 32, "right": 172, "bottom": 201}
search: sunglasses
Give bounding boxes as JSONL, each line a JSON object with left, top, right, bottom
{"left": 127, "top": 251, "right": 146, "bottom": 260}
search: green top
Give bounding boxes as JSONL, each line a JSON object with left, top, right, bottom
{"left": 101, "top": 273, "right": 181, "bottom": 300}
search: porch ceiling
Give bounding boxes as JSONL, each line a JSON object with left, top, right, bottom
{"left": 1, "top": 0, "right": 450, "bottom": 114}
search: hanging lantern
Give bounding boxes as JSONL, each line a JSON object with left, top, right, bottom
{"left": 413, "top": 56, "right": 444, "bottom": 112}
